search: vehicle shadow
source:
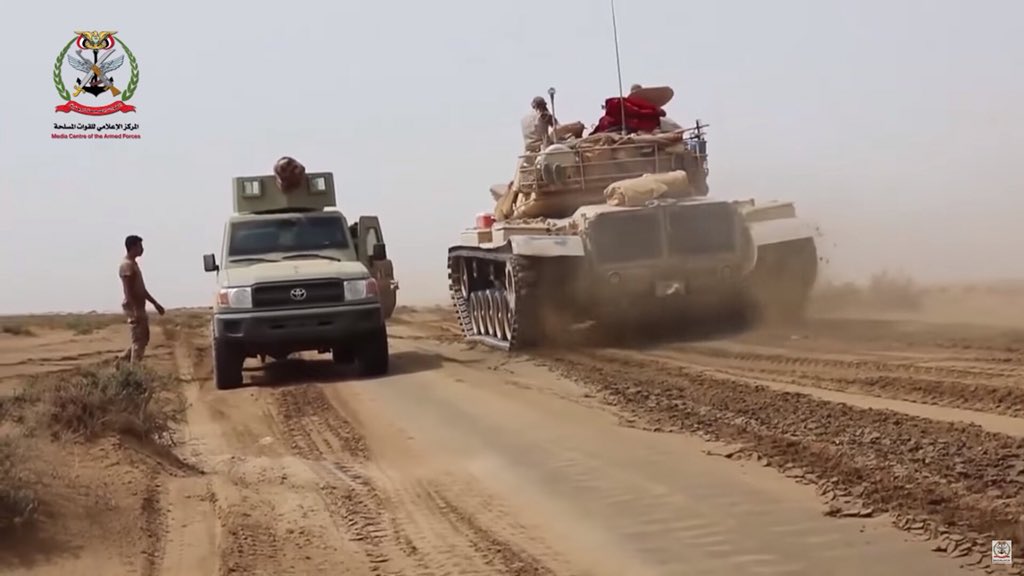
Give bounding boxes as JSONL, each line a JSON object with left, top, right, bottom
{"left": 0, "top": 519, "right": 84, "bottom": 572}
{"left": 247, "top": 349, "right": 443, "bottom": 388}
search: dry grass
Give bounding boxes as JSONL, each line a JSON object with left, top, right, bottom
{"left": 0, "top": 309, "right": 212, "bottom": 340}
{"left": 0, "top": 313, "right": 123, "bottom": 336}
{"left": 5, "top": 364, "right": 187, "bottom": 448}
{"left": 0, "top": 363, "right": 187, "bottom": 533}
{"left": 1, "top": 324, "right": 35, "bottom": 337}
{"left": 0, "top": 438, "right": 38, "bottom": 531}
{"left": 811, "top": 271, "right": 925, "bottom": 314}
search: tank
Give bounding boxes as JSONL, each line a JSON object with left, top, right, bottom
{"left": 446, "top": 86, "right": 820, "bottom": 350}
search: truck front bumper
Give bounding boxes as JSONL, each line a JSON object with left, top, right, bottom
{"left": 212, "top": 303, "right": 383, "bottom": 349}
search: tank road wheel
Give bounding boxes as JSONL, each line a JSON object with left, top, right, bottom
{"left": 504, "top": 255, "right": 542, "bottom": 349}
{"left": 495, "top": 291, "right": 511, "bottom": 340}
{"left": 459, "top": 258, "right": 471, "bottom": 299}
{"left": 482, "top": 289, "right": 496, "bottom": 337}
{"left": 505, "top": 265, "right": 517, "bottom": 314}
{"left": 487, "top": 289, "right": 507, "bottom": 341}
{"left": 470, "top": 291, "right": 484, "bottom": 335}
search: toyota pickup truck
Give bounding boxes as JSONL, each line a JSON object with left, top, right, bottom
{"left": 202, "top": 170, "right": 398, "bottom": 389}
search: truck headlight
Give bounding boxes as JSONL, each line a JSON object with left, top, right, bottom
{"left": 217, "top": 287, "right": 252, "bottom": 308}
{"left": 345, "top": 278, "right": 378, "bottom": 300}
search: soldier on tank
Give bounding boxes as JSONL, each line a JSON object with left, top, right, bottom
{"left": 629, "top": 84, "right": 683, "bottom": 132}
{"left": 521, "top": 96, "right": 557, "bottom": 154}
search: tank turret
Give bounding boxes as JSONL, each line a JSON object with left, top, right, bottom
{"left": 493, "top": 85, "right": 710, "bottom": 222}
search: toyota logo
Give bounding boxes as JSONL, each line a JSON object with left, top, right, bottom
{"left": 289, "top": 287, "right": 307, "bottom": 301}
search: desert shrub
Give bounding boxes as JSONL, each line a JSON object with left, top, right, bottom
{"left": 16, "top": 364, "right": 187, "bottom": 447}
{"left": 0, "top": 438, "right": 37, "bottom": 531}
{"left": 63, "top": 316, "right": 113, "bottom": 336}
{"left": 1, "top": 325, "right": 34, "bottom": 337}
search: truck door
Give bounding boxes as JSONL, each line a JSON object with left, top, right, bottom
{"left": 356, "top": 216, "right": 397, "bottom": 320}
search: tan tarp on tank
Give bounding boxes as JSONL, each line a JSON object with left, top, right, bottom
{"left": 494, "top": 131, "right": 707, "bottom": 221}
{"left": 604, "top": 170, "right": 691, "bottom": 207}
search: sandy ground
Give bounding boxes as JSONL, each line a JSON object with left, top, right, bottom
{"left": 3, "top": 288, "right": 1024, "bottom": 575}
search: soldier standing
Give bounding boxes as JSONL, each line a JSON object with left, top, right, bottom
{"left": 521, "top": 96, "right": 556, "bottom": 154}
{"left": 117, "top": 234, "right": 164, "bottom": 364}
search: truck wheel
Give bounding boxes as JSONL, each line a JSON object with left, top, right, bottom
{"left": 355, "top": 326, "right": 389, "bottom": 377}
{"left": 212, "top": 338, "right": 244, "bottom": 390}
{"left": 332, "top": 345, "right": 354, "bottom": 365}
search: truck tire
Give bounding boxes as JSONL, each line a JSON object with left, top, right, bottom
{"left": 212, "top": 338, "right": 244, "bottom": 390}
{"left": 355, "top": 325, "right": 389, "bottom": 377}
{"left": 331, "top": 345, "right": 354, "bottom": 365}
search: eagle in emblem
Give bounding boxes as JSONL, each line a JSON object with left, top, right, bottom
{"left": 67, "top": 48, "right": 125, "bottom": 97}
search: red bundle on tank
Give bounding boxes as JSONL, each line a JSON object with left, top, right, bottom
{"left": 593, "top": 95, "right": 665, "bottom": 134}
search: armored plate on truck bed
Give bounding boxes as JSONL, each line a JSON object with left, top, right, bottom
{"left": 233, "top": 172, "right": 337, "bottom": 214}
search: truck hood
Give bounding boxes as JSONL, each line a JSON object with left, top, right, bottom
{"left": 221, "top": 260, "right": 370, "bottom": 287}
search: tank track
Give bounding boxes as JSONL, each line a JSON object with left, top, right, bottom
{"left": 446, "top": 247, "right": 540, "bottom": 352}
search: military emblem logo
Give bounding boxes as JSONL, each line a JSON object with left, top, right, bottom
{"left": 53, "top": 30, "right": 139, "bottom": 116}
{"left": 992, "top": 540, "right": 1012, "bottom": 565}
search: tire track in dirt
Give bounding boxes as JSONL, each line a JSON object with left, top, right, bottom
{"left": 270, "top": 385, "right": 401, "bottom": 573}
{"left": 269, "top": 381, "right": 562, "bottom": 575}
{"left": 674, "top": 343, "right": 1023, "bottom": 380}
{"left": 140, "top": 473, "right": 168, "bottom": 576}
{"left": 749, "top": 317, "right": 1024, "bottom": 356}
{"left": 158, "top": 332, "right": 220, "bottom": 576}
{"left": 174, "top": 328, "right": 340, "bottom": 576}
{"left": 428, "top": 490, "right": 556, "bottom": 576}
{"left": 543, "top": 349, "right": 1024, "bottom": 564}
{"left": 641, "top": 345, "right": 1024, "bottom": 418}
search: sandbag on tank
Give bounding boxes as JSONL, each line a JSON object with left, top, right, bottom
{"left": 603, "top": 170, "right": 691, "bottom": 207}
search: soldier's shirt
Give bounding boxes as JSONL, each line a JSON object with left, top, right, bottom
{"left": 119, "top": 257, "right": 147, "bottom": 317}
{"left": 521, "top": 110, "right": 553, "bottom": 153}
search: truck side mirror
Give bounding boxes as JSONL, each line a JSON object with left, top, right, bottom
{"left": 203, "top": 253, "right": 218, "bottom": 272}
{"left": 371, "top": 243, "right": 387, "bottom": 261}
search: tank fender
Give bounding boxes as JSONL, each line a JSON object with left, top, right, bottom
{"left": 746, "top": 217, "right": 819, "bottom": 248}
{"left": 507, "top": 235, "right": 585, "bottom": 257}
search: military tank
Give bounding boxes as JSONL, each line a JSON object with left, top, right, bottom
{"left": 446, "top": 86, "right": 820, "bottom": 351}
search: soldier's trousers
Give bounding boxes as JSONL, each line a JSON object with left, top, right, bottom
{"left": 119, "top": 312, "right": 150, "bottom": 363}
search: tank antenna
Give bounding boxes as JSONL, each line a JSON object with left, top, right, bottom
{"left": 610, "top": 0, "right": 627, "bottom": 136}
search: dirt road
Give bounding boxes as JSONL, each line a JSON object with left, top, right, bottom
{"left": 4, "top": 303, "right": 1024, "bottom": 575}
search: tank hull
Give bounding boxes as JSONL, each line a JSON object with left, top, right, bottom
{"left": 446, "top": 200, "right": 820, "bottom": 351}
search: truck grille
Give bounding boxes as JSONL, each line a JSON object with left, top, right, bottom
{"left": 666, "top": 203, "right": 737, "bottom": 255}
{"left": 591, "top": 212, "right": 662, "bottom": 263}
{"left": 251, "top": 279, "right": 344, "bottom": 308}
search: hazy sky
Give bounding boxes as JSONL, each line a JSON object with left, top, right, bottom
{"left": 1, "top": 0, "right": 1020, "bottom": 314}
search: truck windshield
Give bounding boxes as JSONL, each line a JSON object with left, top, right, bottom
{"left": 228, "top": 214, "right": 350, "bottom": 258}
